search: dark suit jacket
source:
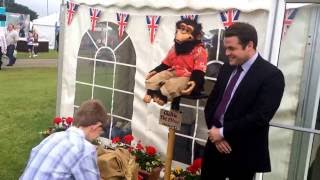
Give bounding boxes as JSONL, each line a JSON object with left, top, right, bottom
{"left": 204, "top": 54, "right": 285, "bottom": 172}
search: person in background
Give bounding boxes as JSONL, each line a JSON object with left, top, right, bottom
{"left": 5, "top": 24, "right": 19, "bottom": 66}
{"left": 0, "top": 28, "right": 7, "bottom": 70}
{"left": 20, "top": 99, "right": 109, "bottom": 180}
{"left": 26, "top": 31, "right": 33, "bottom": 58}
{"left": 32, "top": 30, "right": 39, "bottom": 57}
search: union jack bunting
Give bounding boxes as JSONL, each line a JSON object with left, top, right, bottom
{"left": 220, "top": 9, "right": 240, "bottom": 29}
{"left": 89, "top": 8, "right": 102, "bottom": 32}
{"left": 180, "top": 14, "right": 199, "bottom": 22}
{"left": 66, "top": 1, "right": 79, "bottom": 25}
{"left": 116, "top": 13, "right": 130, "bottom": 40}
{"left": 282, "top": 8, "right": 298, "bottom": 38}
{"left": 146, "top": 15, "right": 161, "bottom": 44}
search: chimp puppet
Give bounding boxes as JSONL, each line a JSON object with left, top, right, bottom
{"left": 143, "top": 19, "right": 208, "bottom": 105}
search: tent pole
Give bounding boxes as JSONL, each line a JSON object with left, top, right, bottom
{"left": 55, "top": 0, "right": 65, "bottom": 116}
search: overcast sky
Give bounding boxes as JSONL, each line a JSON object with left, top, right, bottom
{"left": 15, "top": 0, "right": 61, "bottom": 17}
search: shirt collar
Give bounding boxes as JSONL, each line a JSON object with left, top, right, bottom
{"left": 68, "top": 126, "right": 85, "bottom": 138}
{"left": 240, "top": 52, "right": 258, "bottom": 72}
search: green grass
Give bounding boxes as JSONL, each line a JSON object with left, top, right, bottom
{"left": 16, "top": 50, "right": 59, "bottom": 59}
{"left": 0, "top": 67, "right": 57, "bottom": 179}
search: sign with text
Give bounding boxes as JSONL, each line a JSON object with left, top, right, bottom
{"left": 159, "top": 109, "right": 182, "bottom": 130}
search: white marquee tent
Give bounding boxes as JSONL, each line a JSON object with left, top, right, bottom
{"left": 32, "top": 12, "right": 60, "bottom": 49}
{"left": 56, "top": 0, "right": 320, "bottom": 179}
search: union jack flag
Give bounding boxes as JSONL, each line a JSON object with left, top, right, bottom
{"left": 66, "top": 1, "right": 79, "bottom": 25}
{"left": 146, "top": 15, "right": 161, "bottom": 44}
{"left": 89, "top": 8, "right": 101, "bottom": 32}
{"left": 220, "top": 9, "right": 240, "bottom": 29}
{"left": 180, "top": 14, "right": 199, "bottom": 22}
{"left": 116, "top": 13, "right": 130, "bottom": 40}
{"left": 282, "top": 9, "right": 298, "bottom": 38}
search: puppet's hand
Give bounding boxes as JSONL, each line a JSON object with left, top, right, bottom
{"left": 181, "top": 81, "right": 196, "bottom": 95}
{"left": 146, "top": 71, "right": 157, "bottom": 80}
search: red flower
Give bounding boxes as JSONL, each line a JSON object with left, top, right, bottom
{"left": 127, "top": 146, "right": 133, "bottom": 152}
{"left": 123, "top": 134, "right": 134, "bottom": 144}
{"left": 53, "top": 117, "right": 62, "bottom": 125}
{"left": 112, "top": 136, "right": 121, "bottom": 143}
{"left": 145, "top": 146, "right": 157, "bottom": 156}
{"left": 192, "top": 158, "right": 202, "bottom": 170}
{"left": 187, "top": 165, "right": 198, "bottom": 174}
{"left": 136, "top": 143, "right": 144, "bottom": 150}
{"left": 66, "top": 117, "right": 73, "bottom": 125}
{"left": 187, "top": 158, "right": 202, "bottom": 174}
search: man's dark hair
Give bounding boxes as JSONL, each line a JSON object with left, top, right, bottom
{"left": 225, "top": 22, "right": 258, "bottom": 49}
{"left": 73, "top": 99, "right": 109, "bottom": 128}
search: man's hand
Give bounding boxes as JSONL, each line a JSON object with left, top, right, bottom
{"left": 146, "top": 71, "right": 157, "bottom": 80}
{"left": 208, "top": 127, "right": 223, "bottom": 143}
{"left": 215, "top": 139, "right": 232, "bottom": 154}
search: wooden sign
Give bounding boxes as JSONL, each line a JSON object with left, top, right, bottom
{"left": 159, "top": 109, "right": 182, "bottom": 130}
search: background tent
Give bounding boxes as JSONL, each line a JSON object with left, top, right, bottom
{"left": 32, "top": 12, "right": 59, "bottom": 49}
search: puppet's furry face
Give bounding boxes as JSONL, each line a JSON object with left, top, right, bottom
{"left": 174, "top": 19, "right": 203, "bottom": 55}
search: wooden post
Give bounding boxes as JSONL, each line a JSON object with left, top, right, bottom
{"left": 164, "top": 127, "right": 176, "bottom": 180}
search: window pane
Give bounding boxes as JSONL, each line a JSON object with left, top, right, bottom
{"left": 96, "top": 47, "right": 115, "bottom": 62}
{"left": 78, "top": 32, "right": 97, "bottom": 58}
{"left": 308, "top": 134, "right": 320, "bottom": 180}
{"left": 173, "top": 136, "right": 192, "bottom": 164}
{"left": 107, "top": 22, "right": 124, "bottom": 49}
{"left": 195, "top": 109, "right": 207, "bottom": 145}
{"left": 74, "top": 83, "right": 92, "bottom": 106}
{"left": 273, "top": 5, "right": 316, "bottom": 128}
{"left": 95, "top": 61, "right": 114, "bottom": 88}
{"left": 114, "top": 37, "right": 136, "bottom": 65}
{"left": 76, "top": 59, "right": 94, "bottom": 84}
{"left": 264, "top": 127, "right": 312, "bottom": 180}
{"left": 87, "top": 22, "right": 108, "bottom": 48}
{"left": 110, "top": 117, "right": 132, "bottom": 139}
{"left": 114, "top": 64, "right": 136, "bottom": 92}
{"left": 113, "top": 91, "right": 134, "bottom": 119}
{"left": 93, "top": 87, "right": 112, "bottom": 113}
{"left": 176, "top": 106, "right": 196, "bottom": 136}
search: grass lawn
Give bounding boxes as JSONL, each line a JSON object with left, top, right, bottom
{"left": 0, "top": 67, "right": 57, "bottom": 179}
{"left": 16, "top": 50, "right": 59, "bottom": 59}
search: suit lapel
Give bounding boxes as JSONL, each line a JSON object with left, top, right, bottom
{"left": 227, "top": 56, "right": 263, "bottom": 109}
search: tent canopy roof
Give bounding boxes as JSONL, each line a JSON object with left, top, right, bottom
{"left": 32, "top": 12, "right": 60, "bottom": 26}
{"left": 73, "top": 0, "right": 270, "bottom": 12}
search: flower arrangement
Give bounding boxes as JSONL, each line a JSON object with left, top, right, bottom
{"left": 170, "top": 158, "right": 202, "bottom": 180}
{"left": 40, "top": 117, "right": 73, "bottom": 137}
{"left": 110, "top": 135, "right": 163, "bottom": 173}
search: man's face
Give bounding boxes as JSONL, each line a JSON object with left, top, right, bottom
{"left": 223, "top": 36, "right": 251, "bottom": 66}
{"left": 7, "top": 24, "right": 13, "bottom": 31}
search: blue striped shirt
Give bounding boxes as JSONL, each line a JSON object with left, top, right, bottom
{"left": 20, "top": 127, "right": 100, "bottom": 180}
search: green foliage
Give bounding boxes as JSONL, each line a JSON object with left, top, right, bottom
{"left": 1, "top": 0, "right": 38, "bottom": 20}
{"left": 0, "top": 67, "right": 56, "bottom": 179}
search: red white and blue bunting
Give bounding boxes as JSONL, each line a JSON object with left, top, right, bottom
{"left": 63, "top": 3, "right": 298, "bottom": 44}
{"left": 180, "top": 14, "right": 199, "bottom": 22}
{"left": 66, "top": 1, "right": 79, "bottom": 25}
{"left": 116, "top": 13, "right": 130, "bottom": 40}
{"left": 146, "top": 15, "right": 161, "bottom": 44}
{"left": 282, "top": 8, "right": 298, "bottom": 39}
{"left": 219, "top": 9, "right": 241, "bottom": 29}
{"left": 89, "top": 8, "right": 102, "bottom": 32}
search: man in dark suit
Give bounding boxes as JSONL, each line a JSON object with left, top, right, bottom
{"left": 201, "top": 22, "right": 285, "bottom": 179}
